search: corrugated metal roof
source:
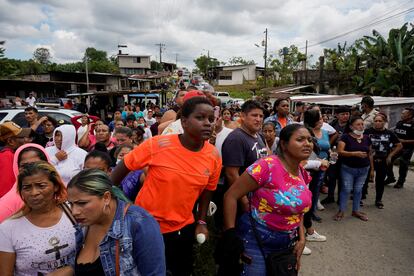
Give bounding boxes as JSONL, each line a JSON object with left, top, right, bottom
{"left": 290, "top": 94, "right": 414, "bottom": 106}
{"left": 269, "top": 85, "right": 313, "bottom": 94}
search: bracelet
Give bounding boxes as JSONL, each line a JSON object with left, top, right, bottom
{"left": 197, "top": 219, "right": 207, "bottom": 225}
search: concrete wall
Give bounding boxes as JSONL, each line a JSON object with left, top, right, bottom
{"left": 118, "top": 56, "right": 151, "bottom": 69}
{"left": 218, "top": 65, "right": 257, "bottom": 85}
{"left": 106, "top": 76, "right": 121, "bottom": 91}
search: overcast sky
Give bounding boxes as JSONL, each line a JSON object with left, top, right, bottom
{"left": 1, "top": 0, "right": 413, "bottom": 69}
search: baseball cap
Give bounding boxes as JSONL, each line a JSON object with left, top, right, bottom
{"left": 335, "top": 106, "right": 350, "bottom": 114}
{"left": 0, "top": 122, "right": 31, "bottom": 142}
{"left": 183, "top": 90, "right": 206, "bottom": 102}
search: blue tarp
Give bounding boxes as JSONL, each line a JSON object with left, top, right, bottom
{"left": 128, "top": 93, "right": 159, "bottom": 98}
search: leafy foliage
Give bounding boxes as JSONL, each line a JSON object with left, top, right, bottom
{"left": 227, "top": 56, "right": 255, "bottom": 65}
{"left": 268, "top": 45, "right": 308, "bottom": 85}
{"left": 194, "top": 55, "right": 221, "bottom": 75}
{"left": 0, "top": 46, "right": 119, "bottom": 77}
{"left": 0, "top": 41, "right": 5, "bottom": 58}
{"left": 354, "top": 23, "right": 414, "bottom": 96}
{"left": 33, "top": 47, "right": 52, "bottom": 65}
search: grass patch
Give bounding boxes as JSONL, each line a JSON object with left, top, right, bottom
{"left": 192, "top": 217, "right": 218, "bottom": 276}
{"left": 214, "top": 82, "right": 259, "bottom": 100}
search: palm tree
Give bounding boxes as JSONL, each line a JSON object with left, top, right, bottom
{"left": 354, "top": 23, "right": 414, "bottom": 96}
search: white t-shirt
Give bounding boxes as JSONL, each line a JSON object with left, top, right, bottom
{"left": 143, "top": 127, "right": 152, "bottom": 141}
{"left": 77, "top": 125, "right": 88, "bottom": 143}
{"left": 26, "top": 96, "right": 36, "bottom": 107}
{"left": 299, "top": 121, "right": 336, "bottom": 135}
{"left": 0, "top": 213, "right": 76, "bottom": 276}
{"left": 145, "top": 117, "right": 156, "bottom": 127}
{"left": 322, "top": 122, "right": 336, "bottom": 135}
{"left": 215, "top": 127, "right": 233, "bottom": 156}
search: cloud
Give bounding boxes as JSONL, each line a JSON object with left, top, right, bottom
{"left": 1, "top": 0, "right": 413, "bottom": 68}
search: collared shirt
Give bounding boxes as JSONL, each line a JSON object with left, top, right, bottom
{"left": 361, "top": 109, "right": 378, "bottom": 129}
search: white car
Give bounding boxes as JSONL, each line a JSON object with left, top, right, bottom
{"left": 0, "top": 107, "right": 82, "bottom": 126}
{"left": 227, "top": 98, "right": 245, "bottom": 108}
{"left": 212, "top": 91, "right": 232, "bottom": 106}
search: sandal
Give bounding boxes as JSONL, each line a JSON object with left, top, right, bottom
{"left": 334, "top": 212, "right": 344, "bottom": 221}
{"left": 375, "top": 202, "right": 384, "bottom": 209}
{"left": 352, "top": 211, "right": 368, "bottom": 221}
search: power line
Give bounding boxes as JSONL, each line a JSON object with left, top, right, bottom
{"left": 155, "top": 43, "right": 166, "bottom": 69}
{"left": 365, "top": 0, "right": 412, "bottom": 25}
{"left": 302, "top": 6, "right": 414, "bottom": 49}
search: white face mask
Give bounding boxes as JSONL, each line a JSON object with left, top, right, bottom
{"left": 116, "top": 159, "right": 122, "bottom": 165}
{"left": 353, "top": 129, "right": 364, "bottom": 136}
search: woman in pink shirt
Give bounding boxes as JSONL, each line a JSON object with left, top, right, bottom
{"left": 0, "top": 143, "right": 50, "bottom": 222}
{"left": 221, "top": 124, "right": 313, "bottom": 275}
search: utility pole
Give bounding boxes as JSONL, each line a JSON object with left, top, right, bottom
{"left": 175, "top": 53, "right": 179, "bottom": 68}
{"left": 264, "top": 28, "right": 268, "bottom": 88}
{"left": 206, "top": 50, "right": 210, "bottom": 78}
{"left": 305, "top": 40, "right": 308, "bottom": 83}
{"left": 85, "top": 52, "right": 89, "bottom": 93}
{"left": 155, "top": 43, "right": 165, "bottom": 71}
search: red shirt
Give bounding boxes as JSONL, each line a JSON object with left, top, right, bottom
{"left": 0, "top": 148, "right": 15, "bottom": 198}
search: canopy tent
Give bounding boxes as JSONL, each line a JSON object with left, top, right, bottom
{"left": 289, "top": 94, "right": 414, "bottom": 128}
{"left": 290, "top": 94, "right": 414, "bottom": 107}
{"left": 128, "top": 93, "right": 160, "bottom": 98}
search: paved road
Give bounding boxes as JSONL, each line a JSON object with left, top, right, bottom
{"left": 301, "top": 166, "right": 414, "bottom": 276}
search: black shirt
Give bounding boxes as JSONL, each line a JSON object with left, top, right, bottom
{"left": 394, "top": 120, "right": 414, "bottom": 150}
{"left": 330, "top": 119, "right": 347, "bottom": 146}
{"left": 222, "top": 128, "right": 267, "bottom": 176}
{"left": 340, "top": 133, "right": 371, "bottom": 168}
{"left": 75, "top": 257, "right": 105, "bottom": 276}
{"left": 365, "top": 128, "right": 400, "bottom": 159}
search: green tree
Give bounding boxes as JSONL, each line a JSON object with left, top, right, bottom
{"left": 151, "top": 60, "right": 161, "bottom": 71}
{"left": 84, "top": 47, "right": 119, "bottom": 73}
{"left": 193, "top": 55, "right": 221, "bottom": 76}
{"left": 84, "top": 47, "right": 107, "bottom": 62}
{"left": 33, "top": 47, "right": 52, "bottom": 65}
{"left": 0, "top": 41, "right": 5, "bottom": 58}
{"left": 227, "top": 56, "right": 255, "bottom": 65}
{"left": 268, "top": 45, "right": 307, "bottom": 85}
{"left": 353, "top": 23, "right": 414, "bottom": 96}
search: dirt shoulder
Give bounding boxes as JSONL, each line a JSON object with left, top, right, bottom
{"left": 301, "top": 166, "right": 414, "bottom": 276}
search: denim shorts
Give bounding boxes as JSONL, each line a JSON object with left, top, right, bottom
{"left": 237, "top": 213, "right": 298, "bottom": 275}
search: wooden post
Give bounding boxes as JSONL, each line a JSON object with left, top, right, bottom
{"left": 319, "top": 56, "right": 325, "bottom": 94}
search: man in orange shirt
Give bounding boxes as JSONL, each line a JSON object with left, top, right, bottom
{"left": 112, "top": 96, "right": 221, "bottom": 276}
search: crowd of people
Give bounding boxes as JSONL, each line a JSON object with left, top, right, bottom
{"left": 0, "top": 90, "right": 413, "bottom": 275}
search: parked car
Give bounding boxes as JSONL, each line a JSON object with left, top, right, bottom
{"left": 0, "top": 107, "right": 82, "bottom": 126}
{"left": 213, "top": 91, "right": 232, "bottom": 106}
{"left": 191, "top": 75, "right": 204, "bottom": 85}
{"left": 196, "top": 82, "right": 215, "bottom": 93}
{"left": 226, "top": 98, "right": 245, "bottom": 108}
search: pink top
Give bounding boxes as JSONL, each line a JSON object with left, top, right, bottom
{"left": 247, "top": 155, "right": 312, "bottom": 231}
{"left": 0, "top": 143, "right": 50, "bottom": 222}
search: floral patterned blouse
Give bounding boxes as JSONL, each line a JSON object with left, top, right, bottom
{"left": 247, "top": 155, "right": 312, "bottom": 231}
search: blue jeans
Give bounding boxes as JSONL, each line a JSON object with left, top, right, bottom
{"left": 311, "top": 170, "right": 325, "bottom": 213}
{"left": 339, "top": 164, "right": 369, "bottom": 212}
{"left": 237, "top": 213, "right": 298, "bottom": 276}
